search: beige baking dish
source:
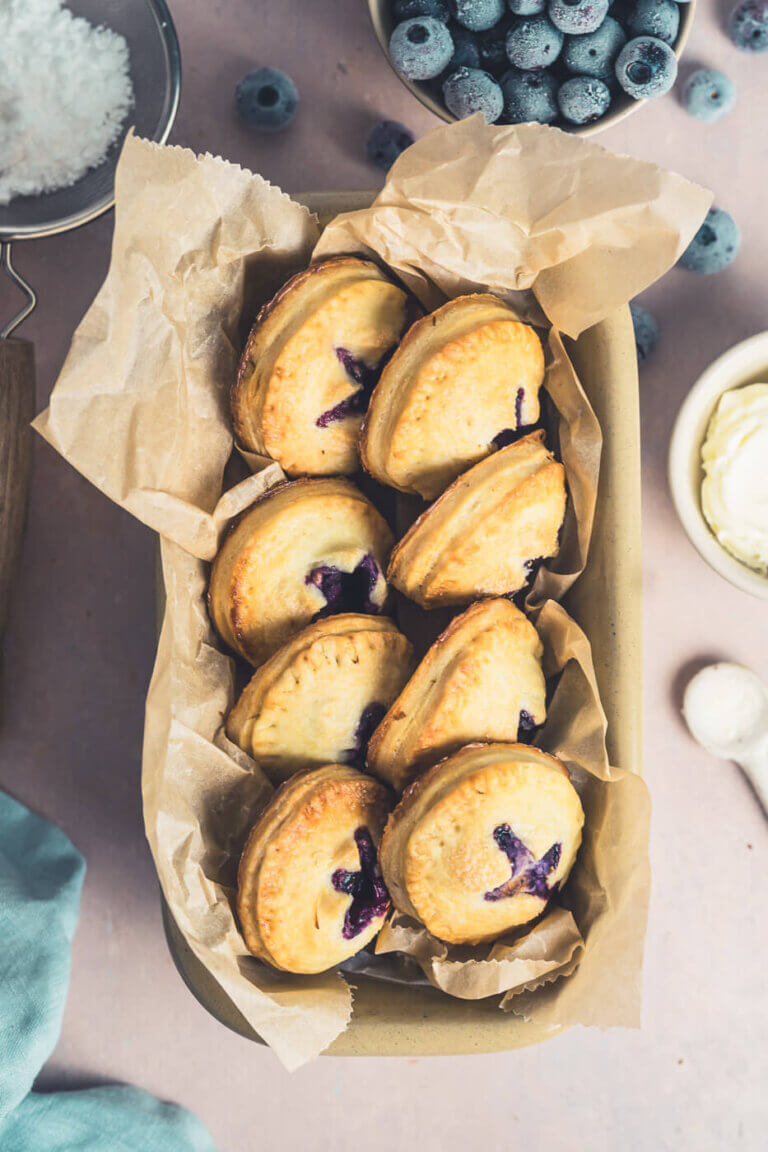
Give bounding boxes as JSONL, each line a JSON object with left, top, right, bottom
{"left": 160, "top": 191, "right": 642, "bottom": 1057}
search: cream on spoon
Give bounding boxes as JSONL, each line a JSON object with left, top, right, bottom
{"left": 683, "top": 663, "right": 768, "bottom": 814}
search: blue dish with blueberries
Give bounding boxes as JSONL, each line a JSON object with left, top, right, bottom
{"left": 370, "top": 0, "right": 696, "bottom": 131}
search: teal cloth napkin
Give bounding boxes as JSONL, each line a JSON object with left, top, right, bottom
{"left": 0, "top": 791, "right": 215, "bottom": 1151}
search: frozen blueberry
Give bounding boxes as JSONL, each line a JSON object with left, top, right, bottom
{"left": 629, "top": 303, "right": 658, "bottom": 362}
{"left": 548, "top": 0, "right": 610, "bottom": 36}
{"left": 236, "top": 68, "right": 298, "bottom": 132}
{"left": 728, "top": 1, "right": 768, "bottom": 52}
{"left": 626, "top": 0, "right": 680, "bottom": 45}
{"left": 394, "top": 0, "right": 450, "bottom": 19}
{"left": 365, "top": 120, "right": 415, "bottom": 169}
{"left": 443, "top": 65, "right": 504, "bottom": 118}
{"left": 682, "top": 68, "right": 736, "bottom": 123}
{"left": 450, "top": 0, "right": 506, "bottom": 31}
{"left": 558, "top": 75, "right": 611, "bottom": 122}
{"left": 563, "top": 17, "right": 626, "bottom": 79}
{"left": 678, "top": 207, "right": 740, "bottom": 274}
{"left": 477, "top": 20, "right": 513, "bottom": 72}
{"left": 506, "top": 16, "right": 565, "bottom": 69}
{"left": 508, "top": 0, "right": 547, "bottom": 13}
{"left": 390, "top": 16, "right": 455, "bottom": 79}
{"left": 615, "top": 36, "right": 677, "bottom": 98}
{"left": 447, "top": 22, "right": 482, "bottom": 67}
{"left": 500, "top": 66, "right": 558, "bottom": 121}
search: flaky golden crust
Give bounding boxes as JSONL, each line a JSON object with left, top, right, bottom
{"left": 387, "top": 430, "right": 566, "bottom": 607}
{"left": 237, "top": 765, "right": 393, "bottom": 973}
{"left": 361, "top": 294, "right": 544, "bottom": 500}
{"left": 380, "top": 743, "right": 584, "bottom": 946}
{"left": 208, "top": 477, "right": 394, "bottom": 666}
{"left": 366, "top": 599, "right": 545, "bottom": 791}
{"left": 226, "top": 614, "right": 413, "bottom": 782}
{"left": 231, "top": 256, "right": 412, "bottom": 476}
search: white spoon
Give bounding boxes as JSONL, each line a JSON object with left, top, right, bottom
{"left": 683, "top": 663, "right": 768, "bottom": 815}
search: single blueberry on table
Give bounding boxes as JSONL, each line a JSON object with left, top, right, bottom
{"left": 450, "top": 0, "right": 507, "bottom": 31}
{"left": 728, "top": 0, "right": 768, "bottom": 52}
{"left": 508, "top": 0, "right": 547, "bottom": 14}
{"left": 446, "top": 22, "right": 482, "bottom": 67}
{"left": 558, "top": 75, "right": 611, "bottom": 122}
{"left": 682, "top": 68, "right": 736, "bottom": 123}
{"left": 443, "top": 65, "right": 504, "bottom": 120}
{"left": 626, "top": 0, "right": 680, "bottom": 46}
{"left": 344, "top": 703, "right": 388, "bottom": 766}
{"left": 484, "top": 824, "right": 562, "bottom": 902}
{"left": 394, "top": 0, "right": 451, "bottom": 20}
{"left": 501, "top": 66, "right": 558, "bottom": 121}
{"left": 506, "top": 16, "right": 565, "bottom": 70}
{"left": 629, "top": 302, "right": 658, "bottom": 362}
{"left": 306, "top": 554, "right": 383, "bottom": 618}
{"left": 678, "top": 208, "right": 740, "bottom": 274}
{"left": 365, "top": 120, "right": 415, "bottom": 170}
{"left": 331, "top": 827, "right": 390, "bottom": 939}
{"left": 548, "top": 0, "right": 610, "bottom": 37}
{"left": 236, "top": 68, "right": 298, "bottom": 132}
{"left": 615, "top": 35, "right": 677, "bottom": 99}
{"left": 389, "top": 16, "right": 455, "bottom": 80}
{"left": 563, "top": 16, "right": 625, "bottom": 79}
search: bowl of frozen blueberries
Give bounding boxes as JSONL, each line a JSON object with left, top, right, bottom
{"left": 368, "top": 0, "right": 697, "bottom": 133}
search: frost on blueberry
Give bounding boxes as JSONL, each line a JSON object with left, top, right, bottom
{"left": 615, "top": 35, "right": 677, "bottom": 99}
{"left": 331, "top": 827, "right": 390, "bottom": 939}
{"left": 450, "top": 0, "right": 506, "bottom": 32}
{"left": 728, "top": 0, "right": 768, "bottom": 53}
{"left": 390, "top": 16, "right": 455, "bottom": 79}
{"left": 236, "top": 68, "right": 298, "bottom": 132}
{"left": 679, "top": 208, "right": 741, "bottom": 275}
{"left": 626, "top": 0, "right": 680, "bottom": 46}
{"left": 548, "top": 0, "right": 610, "bottom": 37}
{"left": 505, "top": 16, "right": 565, "bottom": 71}
{"left": 563, "top": 16, "right": 626, "bottom": 79}
{"left": 558, "top": 75, "right": 611, "bottom": 124}
{"left": 484, "top": 824, "right": 562, "bottom": 902}
{"left": 443, "top": 65, "right": 504, "bottom": 121}
{"left": 682, "top": 69, "right": 736, "bottom": 123}
{"left": 501, "top": 67, "right": 558, "bottom": 123}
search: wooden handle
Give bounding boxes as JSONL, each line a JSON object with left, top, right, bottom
{"left": 0, "top": 338, "right": 35, "bottom": 644}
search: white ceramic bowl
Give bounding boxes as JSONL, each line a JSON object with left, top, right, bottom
{"left": 668, "top": 332, "right": 768, "bottom": 600}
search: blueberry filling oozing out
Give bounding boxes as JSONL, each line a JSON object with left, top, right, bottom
{"left": 306, "top": 553, "right": 383, "bottom": 619}
{"left": 517, "top": 708, "right": 540, "bottom": 743}
{"left": 316, "top": 346, "right": 394, "bottom": 428}
{"left": 331, "top": 827, "right": 390, "bottom": 939}
{"left": 343, "top": 703, "right": 387, "bottom": 766}
{"left": 492, "top": 388, "right": 529, "bottom": 449}
{"left": 484, "top": 823, "right": 562, "bottom": 902}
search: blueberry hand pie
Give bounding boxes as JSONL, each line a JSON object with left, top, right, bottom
{"left": 380, "top": 743, "right": 583, "bottom": 946}
{"left": 367, "top": 599, "right": 546, "bottom": 791}
{"left": 209, "top": 477, "right": 394, "bottom": 665}
{"left": 227, "top": 614, "right": 413, "bottom": 782}
{"left": 361, "top": 294, "right": 544, "bottom": 500}
{"left": 231, "top": 256, "right": 415, "bottom": 476}
{"left": 387, "top": 430, "right": 566, "bottom": 608}
{"left": 237, "top": 765, "right": 393, "bottom": 973}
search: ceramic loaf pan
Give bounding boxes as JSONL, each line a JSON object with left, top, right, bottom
{"left": 161, "top": 191, "right": 642, "bottom": 1057}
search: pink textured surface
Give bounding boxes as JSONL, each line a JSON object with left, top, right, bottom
{"left": 0, "top": 1, "right": 766, "bottom": 1148}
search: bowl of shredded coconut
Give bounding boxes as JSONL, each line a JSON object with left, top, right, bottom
{"left": 0, "top": 0, "right": 180, "bottom": 237}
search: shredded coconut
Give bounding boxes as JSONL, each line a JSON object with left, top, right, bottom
{"left": 0, "top": 0, "right": 134, "bottom": 205}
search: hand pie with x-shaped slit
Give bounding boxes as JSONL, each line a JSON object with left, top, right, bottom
{"left": 237, "top": 765, "right": 393, "bottom": 973}
{"left": 366, "top": 599, "right": 546, "bottom": 791}
{"left": 208, "top": 477, "right": 394, "bottom": 666}
{"left": 380, "top": 743, "right": 583, "bottom": 946}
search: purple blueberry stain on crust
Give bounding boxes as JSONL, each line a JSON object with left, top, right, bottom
{"left": 517, "top": 709, "right": 541, "bottom": 744}
{"left": 331, "top": 826, "right": 390, "bottom": 939}
{"left": 315, "top": 346, "right": 394, "bottom": 428}
{"left": 306, "top": 553, "right": 383, "bottom": 618}
{"left": 343, "top": 702, "right": 387, "bottom": 766}
{"left": 492, "top": 388, "right": 529, "bottom": 449}
{"left": 484, "top": 823, "right": 561, "bottom": 903}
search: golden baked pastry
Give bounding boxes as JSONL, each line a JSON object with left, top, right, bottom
{"left": 231, "top": 256, "right": 415, "bottom": 476}
{"left": 237, "top": 765, "right": 393, "bottom": 973}
{"left": 361, "top": 294, "right": 545, "bottom": 499}
{"left": 387, "top": 430, "right": 566, "bottom": 608}
{"left": 367, "top": 599, "right": 546, "bottom": 791}
{"left": 209, "top": 478, "right": 394, "bottom": 666}
{"left": 380, "top": 743, "right": 583, "bottom": 946}
{"left": 227, "top": 614, "right": 413, "bottom": 782}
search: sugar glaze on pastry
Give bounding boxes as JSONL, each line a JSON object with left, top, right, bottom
{"left": 209, "top": 477, "right": 394, "bottom": 665}
{"left": 380, "top": 743, "right": 583, "bottom": 946}
{"left": 237, "top": 765, "right": 393, "bottom": 973}
{"left": 227, "top": 614, "right": 413, "bottom": 782}
{"left": 361, "top": 294, "right": 545, "bottom": 500}
{"left": 387, "top": 430, "right": 566, "bottom": 607}
{"left": 367, "top": 599, "right": 546, "bottom": 791}
{"left": 231, "top": 256, "right": 414, "bottom": 476}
